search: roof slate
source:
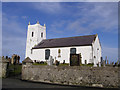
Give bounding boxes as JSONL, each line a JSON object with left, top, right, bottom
{"left": 33, "top": 34, "right": 97, "bottom": 49}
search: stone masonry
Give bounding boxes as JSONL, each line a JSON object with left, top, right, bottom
{"left": 22, "top": 64, "right": 119, "bottom": 88}
{"left": 0, "top": 57, "right": 9, "bottom": 78}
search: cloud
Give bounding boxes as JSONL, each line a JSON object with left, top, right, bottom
{"left": 49, "top": 2, "right": 118, "bottom": 35}
{"left": 2, "top": 0, "right": 119, "bottom": 2}
{"left": 2, "top": 12, "right": 26, "bottom": 61}
{"left": 31, "top": 2, "right": 63, "bottom": 14}
{"left": 102, "top": 46, "right": 118, "bottom": 62}
{"left": 68, "top": 3, "right": 118, "bottom": 34}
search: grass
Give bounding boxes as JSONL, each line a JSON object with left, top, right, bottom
{"left": 81, "top": 64, "right": 94, "bottom": 67}
{"left": 8, "top": 64, "right": 22, "bottom": 76}
{"left": 59, "top": 63, "right": 69, "bottom": 66}
{"left": 33, "top": 62, "right": 47, "bottom": 65}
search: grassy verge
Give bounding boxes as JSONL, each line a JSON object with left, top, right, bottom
{"left": 59, "top": 63, "right": 69, "bottom": 66}
{"left": 81, "top": 64, "right": 94, "bottom": 67}
{"left": 33, "top": 62, "right": 47, "bottom": 65}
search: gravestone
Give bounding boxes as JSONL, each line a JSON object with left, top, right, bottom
{"left": 93, "top": 56, "right": 97, "bottom": 67}
{"left": 103, "top": 60, "right": 106, "bottom": 67}
{"left": 112, "top": 62, "right": 114, "bottom": 66}
{"left": 22, "top": 57, "right": 33, "bottom": 65}
{"left": 47, "top": 56, "right": 54, "bottom": 66}
{"left": 99, "top": 62, "right": 101, "bottom": 67}
{"left": 116, "top": 60, "right": 119, "bottom": 66}
{"left": 55, "top": 60, "right": 59, "bottom": 66}
{"left": 63, "top": 60, "right": 65, "bottom": 64}
{"left": 79, "top": 53, "right": 82, "bottom": 65}
{"left": 107, "top": 60, "right": 109, "bottom": 65}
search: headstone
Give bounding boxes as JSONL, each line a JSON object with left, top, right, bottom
{"left": 99, "top": 62, "right": 101, "bottom": 67}
{"left": 112, "top": 62, "right": 114, "bottom": 65}
{"left": 63, "top": 60, "right": 65, "bottom": 64}
{"left": 107, "top": 60, "right": 109, "bottom": 65}
{"left": 47, "top": 56, "right": 53, "bottom": 66}
{"left": 22, "top": 57, "right": 33, "bottom": 65}
{"left": 55, "top": 60, "right": 59, "bottom": 66}
{"left": 116, "top": 60, "right": 119, "bottom": 66}
{"left": 93, "top": 56, "right": 97, "bottom": 67}
{"left": 103, "top": 60, "right": 106, "bottom": 67}
{"left": 79, "top": 53, "right": 82, "bottom": 65}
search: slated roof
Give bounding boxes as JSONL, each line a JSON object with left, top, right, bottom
{"left": 33, "top": 34, "right": 97, "bottom": 49}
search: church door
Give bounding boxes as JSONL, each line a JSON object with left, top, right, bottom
{"left": 70, "top": 54, "right": 80, "bottom": 66}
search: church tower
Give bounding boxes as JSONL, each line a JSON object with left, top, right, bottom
{"left": 25, "top": 21, "right": 46, "bottom": 58}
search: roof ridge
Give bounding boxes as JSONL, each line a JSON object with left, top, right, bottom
{"left": 44, "top": 34, "right": 96, "bottom": 41}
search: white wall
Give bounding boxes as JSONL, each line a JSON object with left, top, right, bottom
{"left": 92, "top": 35, "right": 102, "bottom": 64}
{"left": 30, "top": 46, "right": 92, "bottom": 64}
{"left": 25, "top": 23, "right": 46, "bottom": 58}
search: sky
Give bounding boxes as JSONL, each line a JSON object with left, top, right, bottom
{"left": 2, "top": 2, "right": 118, "bottom": 63}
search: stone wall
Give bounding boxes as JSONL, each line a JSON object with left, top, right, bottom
{"left": 0, "top": 62, "right": 9, "bottom": 78}
{"left": 22, "top": 65, "right": 119, "bottom": 88}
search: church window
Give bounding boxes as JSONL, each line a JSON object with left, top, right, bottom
{"left": 45, "top": 49, "right": 50, "bottom": 60}
{"left": 70, "top": 48, "right": 76, "bottom": 54}
{"left": 58, "top": 49, "right": 61, "bottom": 57}
{"left": 32, "top": 32, "right": 34, "bottom": 37}
{"left": 41, "top": 32, "right": 43, "bottom": 38}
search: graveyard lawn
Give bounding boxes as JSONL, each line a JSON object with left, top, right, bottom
{"left": 59, "top": 63, "right": 69, "bottom": 66}
{"left": 33, "top": 62, "right": 47, "bottom": 65}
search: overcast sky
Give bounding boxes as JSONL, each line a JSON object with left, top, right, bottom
{"left": 2, "top": 2, "right": 118, "bottom": 63}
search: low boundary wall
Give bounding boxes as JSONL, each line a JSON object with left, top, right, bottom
{"left": 22, "top": 65, "right": 119, "bottom": 88}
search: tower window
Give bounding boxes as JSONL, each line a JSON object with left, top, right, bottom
{"left": 32, "top": 32, "right": 34, "bottom": 37}
{"left": 41, "top": 32, "right": 43, "bottom": 38}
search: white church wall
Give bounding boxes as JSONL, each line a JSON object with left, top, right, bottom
{"left": 31, "top": 46, "right": 92, "bottom": 64}
{"left": 25, "top": 22, "right": 46, "bottom": 58}
{"left": 25, "top": 22, "right": 102, "bottom": 65}
{"left": 92, "top": 35, "right": 102, "bottom": 64}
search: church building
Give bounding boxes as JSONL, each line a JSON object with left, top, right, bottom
{"left": 25, "top": 21, "right": 102, "bottom": 65}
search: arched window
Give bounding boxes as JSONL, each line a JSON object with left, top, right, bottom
{"left": 41, "top": 32, "right": 43, "bottom": 38}
{"left": 32, "top": 32, "right": 34, "bottom": 37}
{"left": 58, "top": 49, "right": 61, "bottom": 57}
{"left": 70, "top": 48, "right": 76, "bottom": 54}
{"left": 45, "top": 49, "right": 50, "bottom": 60}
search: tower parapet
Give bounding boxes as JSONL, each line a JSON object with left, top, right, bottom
{"left": 25, "top": 21, "right": 46, "bottom": 58}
